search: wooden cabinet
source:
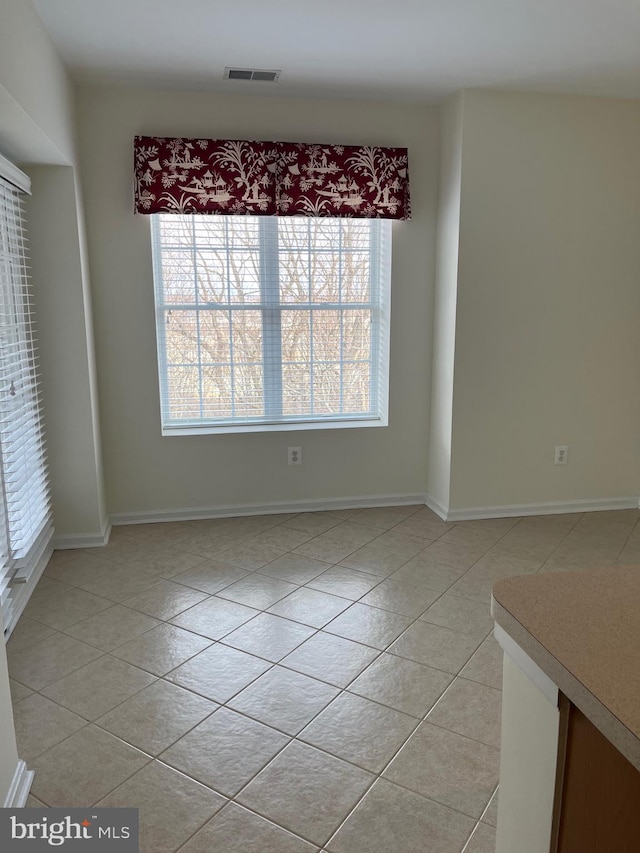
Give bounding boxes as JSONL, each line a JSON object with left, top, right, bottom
{"left": 554, "top": 700, "right": 640, "bottom": 853}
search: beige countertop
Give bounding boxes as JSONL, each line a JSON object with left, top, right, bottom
{"left": 492, "top": 566, "right": 640, "bottom": 771}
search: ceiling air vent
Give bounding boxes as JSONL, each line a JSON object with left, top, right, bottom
{"left": 224, "top": 67, "right": 281, "bottom": 82}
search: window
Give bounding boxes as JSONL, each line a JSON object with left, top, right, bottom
{"left": 0, "top": 156, "right": 52, "bottom": 637}
{"left": 150, "top": 215, "right": 391, "bottom": 434}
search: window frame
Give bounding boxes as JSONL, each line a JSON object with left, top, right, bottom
{"left": 150, "top": 214, "right": 391, "bottom": 435}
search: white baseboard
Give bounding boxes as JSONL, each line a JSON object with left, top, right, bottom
{"left": 110, "top": 493, "right": 428, "bottom": 526}
{"left": 424, "top": 494, "right": 449, "bottom": 521}
{"left": 53, "top": 521, "right": 112, "bottom": 550}
{"left": 3, "top": 760, "right": 33, "bottom": 808}
{"left": 426, "top": 495, "right": 640, "bottom": 522}
{"left": 55, "top": 493, "right": 640, "bottom": 540}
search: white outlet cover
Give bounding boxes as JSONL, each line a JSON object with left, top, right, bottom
{"left": 554, "top": 445, "right": 568, "bottom": 465}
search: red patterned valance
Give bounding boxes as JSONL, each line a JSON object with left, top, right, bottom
{"left": 134, "top": 136, "right": 410, "bottom": 220}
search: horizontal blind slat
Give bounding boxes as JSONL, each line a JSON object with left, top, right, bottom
{"left": 0, "top": 171, "right": 52, "bottom": 633}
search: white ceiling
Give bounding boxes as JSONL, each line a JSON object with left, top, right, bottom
{"left": 32, "top": 0, "right": 640, "bottom": 102}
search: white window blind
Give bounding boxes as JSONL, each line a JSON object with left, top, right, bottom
{"left": 0, "top": 157, "right": 53, "bottom": 637}
{"left": 151, "top": 215, "right": 391, "bottom": 434}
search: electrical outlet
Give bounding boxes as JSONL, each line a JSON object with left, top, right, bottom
{"left": 288, "top": 446, "right": 302, "bottom": 466}
{"left": 554, "top": 445, "right": 568, "bottom": 465}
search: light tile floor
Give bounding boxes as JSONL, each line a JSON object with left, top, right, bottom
{"left": 8, "top": 505, "right": 640, "bottom": 852}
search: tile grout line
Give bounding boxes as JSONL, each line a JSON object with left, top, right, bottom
{"left": 223, "top": 511, "right": 516, "bottom": 846}
{"left": 14, "top": 507, "right": 497, "bottom": 755}
{"left": 17, "top": 506, "right": 639, "bottom": 850}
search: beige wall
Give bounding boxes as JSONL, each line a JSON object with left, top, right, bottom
{"left": 0, "top": 2, "right": 107, "bottom": 543}
{"left": 4, "top": 8, "right": 640, "bottom": 534}
{"left": 27, "top": 166, "right": 107, "bottom": 536}
{"left": 427, "top": 93, "right": 464, "bottom": 512}
{"left": 0, "top": 0, "right": 75, "bottom": 164}
{"left": 431, "top": 90, "right": 640, "bottom": 513}
{"left": 76, "top": 85, "right": 439, "bottom": 517}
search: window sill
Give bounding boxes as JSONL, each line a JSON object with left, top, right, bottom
{"left": 161, "top": 416, "right": 388, "bottom": 436}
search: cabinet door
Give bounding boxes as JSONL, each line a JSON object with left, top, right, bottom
{"left": 556, "top": 704, "right": 640, "bottom": 852}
